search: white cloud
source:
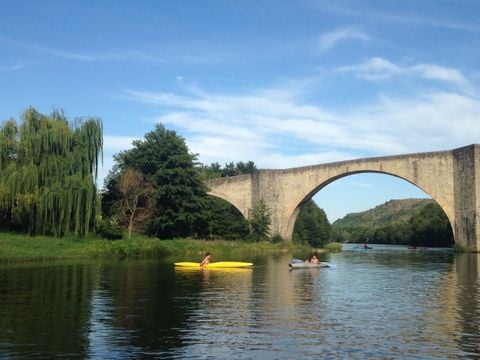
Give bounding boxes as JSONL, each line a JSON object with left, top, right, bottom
{"left": 103, "top": 135, "right": 137, "bottom": 152}
{"left": 337, "top": 57, "right": 476, "bottom": 96}
{"left": 0, "top": 35, "right": 222, "bottom": 65}
{"left": 124, "top": 66, "right": 480, "bottom": 172}
{"left": 313, "top": 1, "right": 480, "bottom": 34}
{"left": 0, "top": 63, "right": 27, "bottom": 72}
{"left": 337, "top": 57, "right": 400, "bottom": 80}
{"left": 318, "top": 27, "right": 371, "bottom": 51}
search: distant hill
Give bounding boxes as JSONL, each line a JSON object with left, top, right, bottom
{"left": 331, "top": 199, "right": 453, "bottom": 247}
{"left": 332, "top": 198, "right": 435, "bottom": 229}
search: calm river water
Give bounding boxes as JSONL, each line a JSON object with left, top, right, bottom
{"left": 1, "top": 245, "right": 479, "bottom": 359}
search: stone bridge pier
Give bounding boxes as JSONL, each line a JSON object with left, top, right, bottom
{"left": 206, "top": 145, "right": 480, "bottom": 252}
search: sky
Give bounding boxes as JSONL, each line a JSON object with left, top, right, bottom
{"left": 1, "top": 0, "right": 480, "bottom": 222}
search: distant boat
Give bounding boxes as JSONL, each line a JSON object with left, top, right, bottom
{"left": 407, "top": 246, "right": 428, "bottom": 251}
{"left": 289, "top": 262, "right": 329, "bottom": 269}
{"left": 353, "top": 244, "right": 373, "bottom": 250}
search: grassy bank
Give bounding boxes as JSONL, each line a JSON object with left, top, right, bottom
{"left": 0, "top": 232, "right": 312, "bottom": 261}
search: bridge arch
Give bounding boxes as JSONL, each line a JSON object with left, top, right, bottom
{"left": 206, "top": 145, "right": 480, "bottom": 251}
{"left": 206, "top": 193, "right": 247, "bottom": 220}
{"left": 205, "top": 174, "right": 252, "bottom": 219}
{"left": 284, "top": 170, "right": 454, "bottom": 242}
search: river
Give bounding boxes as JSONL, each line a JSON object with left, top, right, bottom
{"left": 0, "top": 245, "right": 479, "bottom": 359}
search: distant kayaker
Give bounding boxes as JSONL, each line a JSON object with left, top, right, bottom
{"left": 200, "top": 252, "right": 211, "bottom": 266}
{"left": 311, "top": 255, "right": 319, "bottom": 264}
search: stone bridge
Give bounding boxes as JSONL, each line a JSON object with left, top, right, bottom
{"left": 205, "top": 144, "right": 480, "bottom": 252}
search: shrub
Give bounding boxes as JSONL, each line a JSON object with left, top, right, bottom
{"left": 270, "top": 233, "right": 284, "bottom": 243}
{"left": 453, "top": 243, "right": 467, "bottom": 253}
{"left": 97, "top": 218, "right": 123, "bottom": 240}
{"left": 325, "top": 242, "right": 343, "bottom": 252}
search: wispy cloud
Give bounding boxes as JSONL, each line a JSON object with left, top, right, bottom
{"left": 313, "top": 1, "right": 480, "bottom": 34}
{"left": 318, "top": 27, "right": 371, "bottom": 52}
{"left": 124, "top": 66, "right": 480, "bottom": 169}
{"left": 0, "top": 35, "right": 221, "bottom": 64}
{"left": 337, "top": 57, "right": 476, "bottom": 96}
{"left": 0, "top": 63, "right": 27, "bottom": 72}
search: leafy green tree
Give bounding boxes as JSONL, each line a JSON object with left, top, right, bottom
{"left": 197, "top": 160, "right": 257, "bottom": 180}
{"left": 249, "top": 199, "right": 271, "bottom": 241}
{"left": 232, "top": 161, "right": 256, "bottom": 175}
{"left": 0, "top": 108, "right": 102, "bottom": 236}
{"left": 409, "top": 203, "right": 453, "bottom": 247}
{"left": 107, "top": 124, "right": 208, "bottom": 239}
{"left": 293, "top": 200, "right": 331, "bottom": 247}
{"left": 331, "top": 199, "right": 453, "bottom": 247}
{"left": 204, "top": 197, "right": 249, "bottom": 240}
{"left": 197, "top": 162, "right": 222, "bottom": 180}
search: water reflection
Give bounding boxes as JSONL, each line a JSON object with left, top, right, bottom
{"left": 0, "top": 261, "right": 99, "bottom": 358}
{"left": 0, "top": 251, "right": 479, "bottom": 358}
{"left": 454, "top": 254, "right": 480, "bottom": 356}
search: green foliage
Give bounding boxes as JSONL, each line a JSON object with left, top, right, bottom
{"left": 197, "top": 161, "right": 257, "bottom": 180}
{"left": 0, "top": 232, "right": 310, "bottom": 261}
{"left": 203, "top": 197, "right": 249, "bottom": 240}
{"left": 270, "top": 233, "right": 284, "bottom": 243}
{"left": 249, "top": 199, "right": 271, "bottom": 241}
{"left": 97, "top": 218, "right": 123, "bottom": 240}
{"left": 0, "top": 108, "right": 102, "bottom": 237}
{"left": 409, "top": 203, "right": 453, "bottom": 247}
{"left": 324, "top": 242, "right": 343, "bottom": 252}
{"left": 453, "top": 243, "right": 467, "bottom": 253}
{"left": 333, "top": 199, "right": 430, "bottom": 229}
{"left": 293, "top": 200, "right": 331, "bottom": 247}
{"left": 331, "top": 199, "right": 454, "bottom": 247}
{"left": 104, "top": 124, "right": 208, "bottom": 239}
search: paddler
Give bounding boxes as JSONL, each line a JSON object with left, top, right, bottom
{"left": 200, "top": 252, "right": 211, "bottom": 266}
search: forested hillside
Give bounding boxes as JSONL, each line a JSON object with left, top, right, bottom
{"left": 331, "top": 199, "right": 454, "bottom": 247}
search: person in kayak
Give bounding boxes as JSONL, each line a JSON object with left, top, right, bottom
{"left": 200, "top": 253, "right": 211, "bottom": 266}
{"left": 311, "top": 255, "right": 319, "bottom": 264}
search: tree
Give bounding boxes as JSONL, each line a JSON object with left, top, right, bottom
{"left": 409, "top": 203, "right": 453, "bottom": 247}
{"left": 203, "top": 197, "right": 249, "bottom": 240}
{"left": 0, "top": 108, "right": 102, "bottom": 236}
{"left": 116, "top": 168, "right": 155, "bottom": 238}
{"left": 196, "top": 161, "right": 257, "bottom": 180}
{"left": 249, "top": 199, "right": 271, "bottom": 241}
{"left": 107, "top": 124, "right": 208, "bottom": 239}
{"left": 293, "top": 200, "right": 331, "bottom": 247}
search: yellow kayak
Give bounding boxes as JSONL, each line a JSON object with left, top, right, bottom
{"left": 174, "top": 261, "right": 253, "bottom": 268}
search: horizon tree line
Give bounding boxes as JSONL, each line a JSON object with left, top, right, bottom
{"left": 0, "top": 107, "right": 450, "bottom": 248}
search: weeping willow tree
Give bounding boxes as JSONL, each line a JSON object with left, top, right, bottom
{"left": 0, "top": 107, "right": 102, "bottom": 237}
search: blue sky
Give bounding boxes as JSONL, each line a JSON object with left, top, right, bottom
{"left": 1, "top": 0, "right": 480, "bottom": 222}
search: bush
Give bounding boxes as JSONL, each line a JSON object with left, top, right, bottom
{"left": 453, "top": 243, "right": 467, "bottom": 253}
{"left": 97, "top": 218, "right": 123, "bottom": 240}
{"left": 270, "top": 233, "right": 284, "bottom": 243}
{"left": 325, "top": 242, "right": 343, "bottom": 252}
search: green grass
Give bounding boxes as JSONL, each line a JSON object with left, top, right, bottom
{"left": 0, "top": 232, "right": 313, "bottom": 261}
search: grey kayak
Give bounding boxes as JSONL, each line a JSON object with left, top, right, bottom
{"left": 289, "top": 262, "right": 329, "bottom": 269}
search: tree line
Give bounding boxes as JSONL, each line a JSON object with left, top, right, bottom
{"left": 0, "top": 108, "right": 451, "bottom": 248}
{"left": 331, "top": 200, "right": 454, "bottom": 247}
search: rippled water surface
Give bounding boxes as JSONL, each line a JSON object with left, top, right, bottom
{"left": 1, "top": 247, "right": 480, "bottom": 359}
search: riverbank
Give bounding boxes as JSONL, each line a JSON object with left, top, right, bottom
{"left": 0, "top": 232, "right": 314, "bottom": 261}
